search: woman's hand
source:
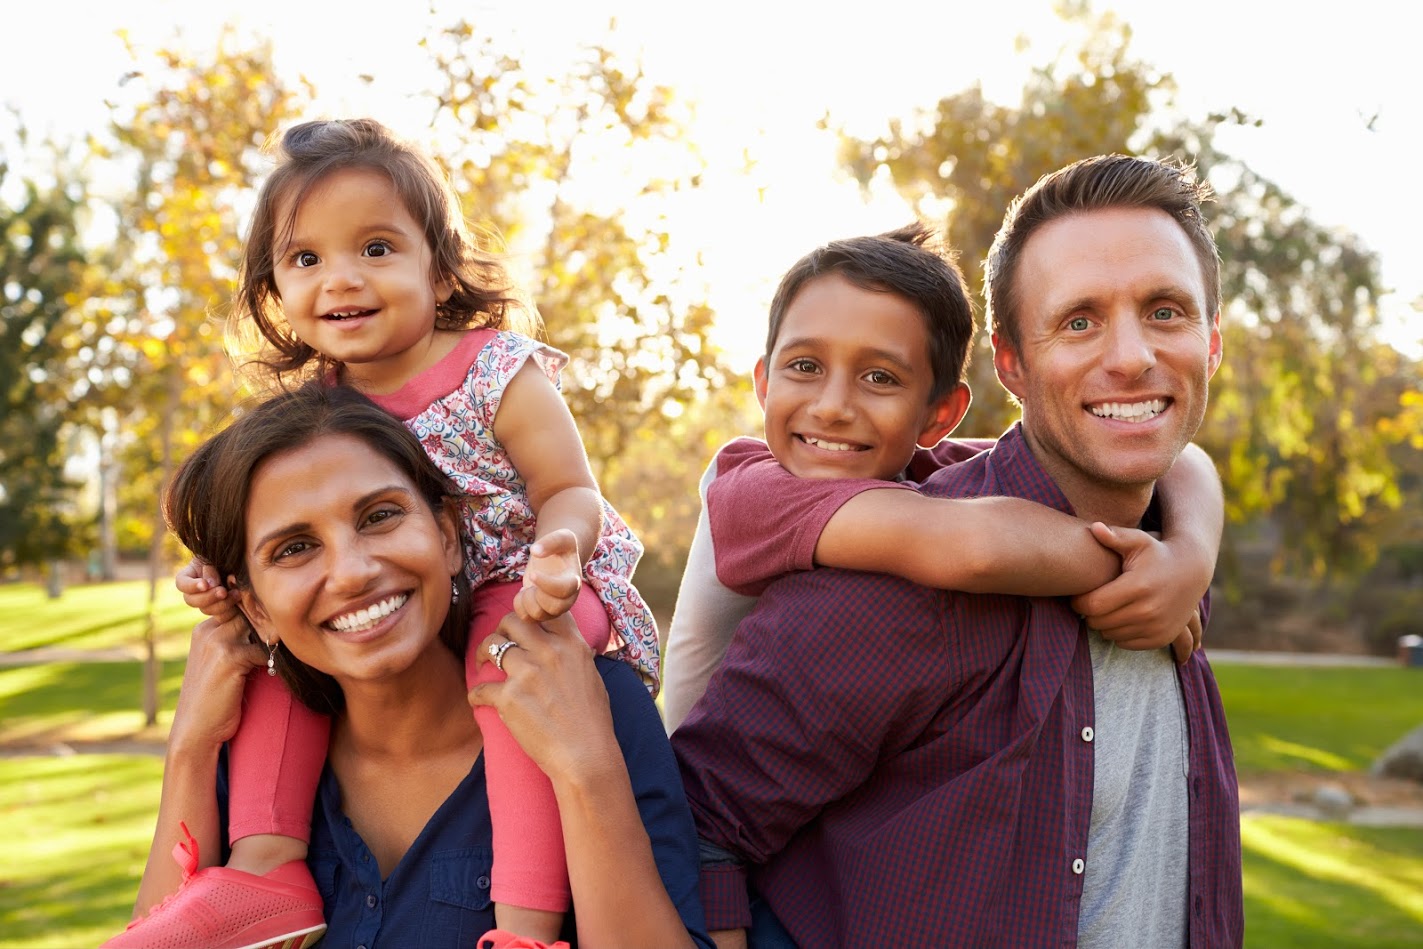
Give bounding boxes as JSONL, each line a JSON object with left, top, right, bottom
{"left": 167, "top": 606, "right": 268, "bottom": 756}
{"left": 467, "top": 611, "right": 619, "bottom": 785}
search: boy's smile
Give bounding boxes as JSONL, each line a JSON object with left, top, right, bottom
{"left": 755, "top": 272, "right": 967, "bottom": 481}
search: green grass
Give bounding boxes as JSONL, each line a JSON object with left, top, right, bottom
{"left": 0, "top": 754, "right": 165, "bottom": 949}
{"left": 1242, "top": 815, "right": 1423, "bottom": 948}
{"left": 0, "top": 660, "right": 186, "bottom": 745}
{"left": 1214, "top": 664, "right": 1423, "bottom": 774}
{"left": 0, "top": 580, "right": 196, "bottom": 656}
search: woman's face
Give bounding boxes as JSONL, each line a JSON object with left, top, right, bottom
{"left": 239, "top": 433, "right": 462, "bottom": 686}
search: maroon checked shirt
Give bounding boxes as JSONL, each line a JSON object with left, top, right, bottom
{"left": 671, "top": 425, "right": 1243, "bottom": 948}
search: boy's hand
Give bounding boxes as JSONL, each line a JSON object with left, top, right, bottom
{"left": 515, "top": 528, "right": 582, "bottom": 622}
{"left": 1070, "top": 523, "right": 1205, "bottom": 655}
{"left": 176, "top": 558, "right": 239, "bottom": 621}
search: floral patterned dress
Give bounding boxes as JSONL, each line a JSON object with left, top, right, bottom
{"left": 369, "top": 327, "right": 660, "bottom": 693}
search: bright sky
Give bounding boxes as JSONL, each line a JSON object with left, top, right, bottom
{"left": 7, "top": 0, "right": 1420, "bottom": 368}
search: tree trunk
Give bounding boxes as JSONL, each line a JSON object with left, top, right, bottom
{"left": 142, "top": 365, "right": 178, "bottom": 727}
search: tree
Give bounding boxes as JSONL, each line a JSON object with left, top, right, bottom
{"left": 0, "top": 155, "right": 90, "bottom": 574}
{"left": 92, "top": 31, "right": 302, "bottom": 722}
{"left": 835, "top": 1, "right": 1414, "bottom": 588}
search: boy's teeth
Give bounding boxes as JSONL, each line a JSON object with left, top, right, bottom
{"left": 804, "top": 436, "right": 860, "bottom": 452}
{"left": 330, "top": 594, "right": 408, "bottom": 632}
{"left": 1090, "top": 399, "right": 1167, "bottom": 422}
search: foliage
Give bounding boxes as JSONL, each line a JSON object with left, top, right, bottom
{"left": 421, "top": 19, "right": 739, "bottom": 474}
{"left": 0, "top": 157, "right": 90, "bottom": 568}
{"left": 835, "top": 1, "right": 1421, "bottom": 584}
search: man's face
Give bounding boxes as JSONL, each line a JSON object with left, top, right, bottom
{"left": 993, "top": 207, "right": 1222, "bottom": 503}
{"left": 756, "top": 272, "right": 968, "bottom": 481}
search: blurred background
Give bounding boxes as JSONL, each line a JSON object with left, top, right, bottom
{"left": 2, "top": 1, "right": 1421, "bottom": 946}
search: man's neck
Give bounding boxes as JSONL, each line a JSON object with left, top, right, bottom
{"left": 1018, "top": 428, "right": 1155, "bottom": 528}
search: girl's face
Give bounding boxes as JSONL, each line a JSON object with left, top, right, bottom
{"left": 239, "top": 433, "right": 463, "bottom": 687}
{"left": 270, "top": 168, "right": 455, "bottom": 394}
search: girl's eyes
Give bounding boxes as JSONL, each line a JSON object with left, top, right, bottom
{"left": 363, "top": 240, "right": 392, "bottom": 258}
{"left": 294, "top": 251, "right": 319, "bottom": 268}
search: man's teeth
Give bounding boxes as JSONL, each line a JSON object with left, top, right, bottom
{"left": 803, "top": 436, "right": 862, "bottom": 452}
{"left": 1090, "top": 399, "right": 1166, "bottom": 422}
{"left": 330, "top": 594, "right": 408, "bottom": 632}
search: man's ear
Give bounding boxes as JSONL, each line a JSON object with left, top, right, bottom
{"left": 917, "top": 383, "right": 972, "bottom": 448}
{"left": 1206, "top": 310, "right": 1223, "bottom": 380}
{"left": 992, "top": 332, "right": 1027, "bottom": 402}
{"left": 752, "top": 356, "right": 769, "bottom": 411}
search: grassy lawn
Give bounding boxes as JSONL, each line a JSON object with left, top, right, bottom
{"left": 1214, "top": 663, "right": 1423, "bottom": 774}
{"left": 1, "top": 588, "right": 1421, "bottom": 948}
{"left": 0, "top": 580, "right": 195, "bottom": 656}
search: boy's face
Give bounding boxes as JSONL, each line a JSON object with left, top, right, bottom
{"left": 755, "top": 272, "right": 969, "bottom": 481}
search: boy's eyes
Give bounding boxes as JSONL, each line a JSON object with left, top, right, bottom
{"left": 787, "top": 358, "right": 819, "bottom": 374}
{"left": 864, "top": 369, "right": 898, "bottom": 386}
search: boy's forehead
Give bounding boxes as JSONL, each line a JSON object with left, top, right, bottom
{"left": 772, "top": 273, "right": 931, "bottom": 361}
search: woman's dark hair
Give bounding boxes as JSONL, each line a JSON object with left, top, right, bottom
{"left": 164, "top": 382, "right": 472, "bottom": 714}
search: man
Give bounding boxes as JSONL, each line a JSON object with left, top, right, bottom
{"left": 671, "top": 154, "right": 1243, "bottom": 948}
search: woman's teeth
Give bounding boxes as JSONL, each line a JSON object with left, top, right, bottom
{"left": 329, "top": 593, "right": 408, "bottom": 632}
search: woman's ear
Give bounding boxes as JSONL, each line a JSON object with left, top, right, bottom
{"left": 440, "top": 499, "right": 464, "bottom": 577}
{"left": 232, "top": 582, "right": 274, "bottom": 642}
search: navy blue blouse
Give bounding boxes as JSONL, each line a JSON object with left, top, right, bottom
{"left": 220, "top": 658, "right": 712, "bottom": 948}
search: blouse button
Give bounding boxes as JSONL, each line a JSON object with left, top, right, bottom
{"left": 1081, "top": 726, "right": 1094, "bottom": 743}
{"left": 477, "top": 875, "right": 491, "bottom": 890}
{"left": 1072, "top": 858, "right": 1085, "bottom": 875}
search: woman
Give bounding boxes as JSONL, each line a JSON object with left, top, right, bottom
{"left": 110, "top": 383, "right": 710, "bottom": 949}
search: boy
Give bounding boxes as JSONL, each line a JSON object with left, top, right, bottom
{"left": 662, "top": 222, "right": 1218, "bottom": 732}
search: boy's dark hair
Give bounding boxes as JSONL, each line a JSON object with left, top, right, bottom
{"left": 164, "top": 383, "right": 472, "bottom": 715}
{"left": 234, "top": 118, "right": 533, "bottom": 387}
{"left": 985, "top": 154, "right": 1220, "bottom": 352}
{"left": 765, "top": 222, "right": 975, "bottom": 400}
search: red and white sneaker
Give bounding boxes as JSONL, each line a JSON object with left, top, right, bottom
{"left": 477, "top": 929, "right": 571, "bottom": 949}
{"left": 102, "top": 822, "right": 326, "bottom": 949}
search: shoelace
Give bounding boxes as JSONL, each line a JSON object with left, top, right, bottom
{"left": 120, "top": 822, "right": 201, "bottom": 932}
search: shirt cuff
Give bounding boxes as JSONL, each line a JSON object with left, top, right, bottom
{"left": 698, "top": 863, "right": 753, "bottom": 931}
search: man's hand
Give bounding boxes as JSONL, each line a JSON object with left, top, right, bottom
{"left": 709, "top": 930, "right": 748, "bottom": 949}
{"left": 1070, "top": 523, "right": 1204, "bottom": 658}
{"left": 514, "top": 528, "right": 583, "bottom": 623}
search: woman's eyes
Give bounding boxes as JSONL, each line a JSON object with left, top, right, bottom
{"left": 274, "top": 540, "right": 312, "bottom": 561}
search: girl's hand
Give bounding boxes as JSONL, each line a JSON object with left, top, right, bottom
{"left": 1069, "top": 523, "right": 1205, "bottom": 656}
{"left": 515, "top": 529, "right": 582, "bottom": 622}
{"left": 167, "top": 609, "right": 267, "bottom": 756}
{"left": 468, "top": 611, "right": 618, "bottom": 784}
{"left": 176, "top": 558, "right": 237, "bottom": 620}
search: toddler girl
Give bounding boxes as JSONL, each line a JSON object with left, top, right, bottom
{"left": 105, "top": 118, "right": 658, "bottom": 949}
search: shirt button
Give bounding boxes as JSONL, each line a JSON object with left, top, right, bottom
{"left": 1072, "top": 858, "right": 1085, "bottom": 875}
{"left": 366, "top": 893, "right": 378, "bottom": 908}
{"left": 1081, "top": 726, "right": 1094, "bottom": 743}
{"left": 477, "top": 875, "right": 491, "bottom": 890}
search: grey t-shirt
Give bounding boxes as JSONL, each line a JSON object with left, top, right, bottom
{"left": 1077, "top": 631, "right": 1191, "bottom": 949}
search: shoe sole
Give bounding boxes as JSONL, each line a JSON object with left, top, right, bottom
{"left": 235, "top": 923, "right": 326, "bottom": 949}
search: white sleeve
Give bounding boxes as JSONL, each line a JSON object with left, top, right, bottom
{"left": 660, "top": 458, "right": 758, "bottom": 735}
